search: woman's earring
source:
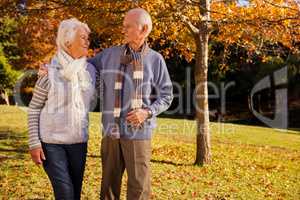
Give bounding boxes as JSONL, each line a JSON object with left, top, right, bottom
{"left": 65, "top": 41, "right": 71, "bottom": 48}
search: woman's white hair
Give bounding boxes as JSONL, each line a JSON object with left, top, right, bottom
{"left": 56, "top": 18, "right": 90, "bottom": 51}
{"left": 127, "top": 8, "right": 153, "bottom": 37}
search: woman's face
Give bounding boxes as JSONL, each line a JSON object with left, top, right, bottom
{"left": 67, "top": 27, "right": 89, "bottom": 59}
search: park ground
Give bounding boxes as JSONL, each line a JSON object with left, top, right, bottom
{"left": 0, "top": 105, "right": 299, "bottom": 199}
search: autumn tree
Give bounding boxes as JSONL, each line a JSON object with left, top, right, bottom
{"left": 1, "top": 0, "right": 299, "bottom": 165}
{"left": 132, "top": 0, "right": 300, "bottom": 165}
{"left": 135, "top": 0, "right": 300, "bottom": 165}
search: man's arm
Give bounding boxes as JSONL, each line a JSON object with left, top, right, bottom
{"left": 88, "top": 53, "right": 104, "bottom": 111}
{"left": 148, "top": 56, "right": 173, "bottom": 117}
{"left": 126, "top": 55, "right": 173, "bottom": 127}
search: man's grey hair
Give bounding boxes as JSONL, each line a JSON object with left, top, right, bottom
{"left": 127, "top": 8, "right": 153, "bottom": 37}
{"left": 56, "top": 18, "right": 90, "bottom": 51}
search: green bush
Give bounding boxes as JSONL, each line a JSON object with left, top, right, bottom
{"left": 0, "top": 46, "right": 20, "bottom": 92}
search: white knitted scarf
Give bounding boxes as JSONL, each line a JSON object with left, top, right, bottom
{"left": 57, "top": 49, "right": 93, "bottom": 129}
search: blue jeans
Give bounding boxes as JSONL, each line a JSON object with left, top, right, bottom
{"left": 42, "top": 142, "right": 87, "bottom": 200}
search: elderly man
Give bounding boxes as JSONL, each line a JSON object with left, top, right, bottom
{"left": 89, "top": 8, "right": 173, "bottom": 200}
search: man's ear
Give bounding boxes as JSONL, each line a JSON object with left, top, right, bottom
{"left": 142, "top": 24, "right": 148, "bottom": 36}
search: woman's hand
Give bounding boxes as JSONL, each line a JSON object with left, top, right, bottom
{"left": 30, "top": 147, "right": 46, "bottom": 165}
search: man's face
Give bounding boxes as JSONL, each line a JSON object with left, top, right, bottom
{"left": 122, "top": 13, "right": 144, "bottom": 44}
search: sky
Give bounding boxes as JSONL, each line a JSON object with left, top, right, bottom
{"left": 238, "top": 0, "right": 250, "bottom": 6}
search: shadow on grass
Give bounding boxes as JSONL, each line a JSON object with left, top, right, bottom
{"left": 150, "top": 159, "right": 192, "bottom": 166}
{"left": 0, "top": 130, "right": 28, "bottom": 162}
{"left": 0, "top": 130, "right": 27, "bottom": 140}
{"left": 87, "top": 154, "right": 101, "bottom": 158}
{"left": 86, "top": 154, "right": 192, "bottom": 166}
{"left": 0, "top": 147, "right": 27, "bottom": 154}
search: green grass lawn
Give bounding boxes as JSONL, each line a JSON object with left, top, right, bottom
{"left": 0, "top": 105, "right": 299, "bottom": 199}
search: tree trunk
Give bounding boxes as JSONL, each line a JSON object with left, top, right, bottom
{"left": 180, "top": 0, "right": 212, "bottom": 165}
{"left": 194, "top": 22, "right": 211, "bottom": 165}
{"left": 193, "top": 0, "right": 212, "bottom": 166}
{"left": 0, "top": 89, "right": 10, "bottom": 105}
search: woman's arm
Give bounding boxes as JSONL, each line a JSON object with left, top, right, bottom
{"left": 28, "top": 75, "right": 50, "bottom": 150}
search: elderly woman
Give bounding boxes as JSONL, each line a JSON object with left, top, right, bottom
{"left": 28, "top": 18, "right": 95, "bottom": 200}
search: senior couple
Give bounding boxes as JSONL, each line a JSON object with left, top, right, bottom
{"left": 28, "top": 8, "right": 173, "bottom": 200}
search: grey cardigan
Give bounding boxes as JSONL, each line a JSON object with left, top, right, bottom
{"left": 28, "top": 57, "right": 96, "bottom": 149}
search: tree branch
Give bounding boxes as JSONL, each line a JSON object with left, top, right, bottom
{"left": 180, "top": 15, "right": 200, "bottom": 35}
{"left": 262, "top": 0, "right": 300, "bottom": 12}
{"left": 184, "top": 0, "right": 200, "bottom": 6}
